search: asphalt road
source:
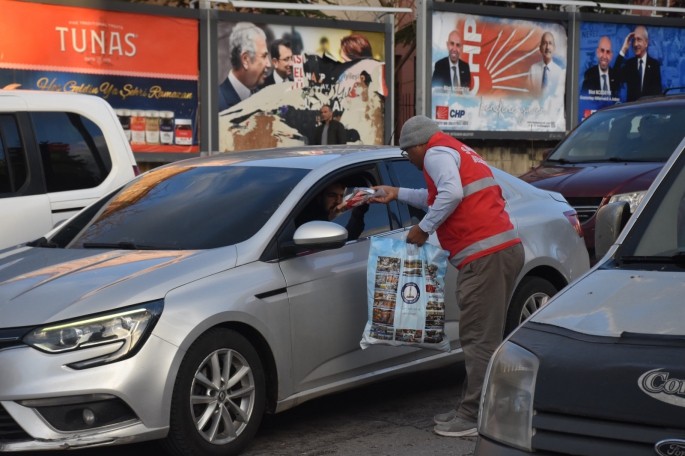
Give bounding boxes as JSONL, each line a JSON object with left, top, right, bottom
{"left": 23, "top": 362, "right": 476, "bottom": 456}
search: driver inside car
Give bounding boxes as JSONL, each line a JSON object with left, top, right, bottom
{"left": 295, "top": 180, "right": 369, "bottom": 241}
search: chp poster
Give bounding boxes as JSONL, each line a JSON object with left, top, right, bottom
{"left": 578, "top": 22, "right": 685, "bottom": 122}
{"left": 431, "top": 12, "right": 568, "bottom": 133}
{"left": 0, "top": 0, "right": 199, "bottom": 154}
{"left": 217, "top": 21, "right": 387, "bottom": 152}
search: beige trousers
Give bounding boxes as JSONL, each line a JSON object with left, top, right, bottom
{"left": 455, "top": 242, "right": 525, "bottom": 422}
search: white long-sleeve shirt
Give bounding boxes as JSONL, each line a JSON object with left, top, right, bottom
{"left": 397, "top": 146, "right": 463, "bottom": 234}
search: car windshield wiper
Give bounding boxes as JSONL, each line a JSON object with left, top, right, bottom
{"left": 26, "top": 237, "right": 58, "bottom": 248}
{"left": 545, "top": 158, "right": 575, "bottom": 164}
{"left": 621, "top": 252, "right": 685, "bottom": 264}
{"left": 606, "top": 157, "right": 655, "bottom": 162}
{"left": 82, "top": 242, "right": 180, "bottom": 250}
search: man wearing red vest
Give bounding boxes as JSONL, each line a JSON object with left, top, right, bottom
{"left": 371, "top": 116, "right": 524, "bottom": 437}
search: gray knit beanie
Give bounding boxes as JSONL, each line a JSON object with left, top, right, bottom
{"left": 399, "top": 116, "right": 441, "bottom": 149}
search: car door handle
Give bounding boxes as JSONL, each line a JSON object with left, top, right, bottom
{"left": 255, "top": 288, "right": 287, "bottom": 299}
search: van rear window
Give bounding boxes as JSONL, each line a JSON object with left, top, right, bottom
{"left": 31, "top": 112, "right": 112, "bottom": 193}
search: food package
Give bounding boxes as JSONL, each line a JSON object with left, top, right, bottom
{"left": 360, "top": 237, "right": 450, "bottom": 352}
{"left": 340, "top": 187, "right": 386, "bottom": 212}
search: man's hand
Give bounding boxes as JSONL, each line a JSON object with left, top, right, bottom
{"left": 621, "top": 32, "right": 634, "bottom": 55}
{"left": 369, "top": 186, "right": 399, "bottom": 204}
{"left": 406, "top": 224, "right": 429, "bottom": 247}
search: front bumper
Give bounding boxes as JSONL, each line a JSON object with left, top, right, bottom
{"left": 0, "top": 334, "right": 182, "bottom": 452}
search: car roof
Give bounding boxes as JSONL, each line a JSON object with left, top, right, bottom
{"left": 163, "top": 145, "right": 400, "bottom": 170}
{"left": 599, "top": 92, "right": 685, "bottom": 112}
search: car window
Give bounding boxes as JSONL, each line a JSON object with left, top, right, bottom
{"left": 387, "top": 159, "right": 427, "bottom": 225}
{"left": 614, "top": 145, "right": 685, "bottom": 266}
{"left": 0, "top": 115, "right": 28, "bottom": 195}
{"left": 31, "top": 112, "right": 113, "bottom": 193}
{"left": 294, "top": 168, "right": 391, "bottom": 241}
{"left": 549, "top": 106, "right": 685, "bottom": 163}
{"left": 51, "top": 165, "right": 310, "bottom": 250}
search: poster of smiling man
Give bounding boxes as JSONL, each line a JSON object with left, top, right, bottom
{"left": 217, "top": 21, "right": 387, "bottom": 152}
{"left": 431, "top": 11, "right": 568, "bottom": 133}
{"left": 578, "top": 21, "right": 685, "bottom": 122}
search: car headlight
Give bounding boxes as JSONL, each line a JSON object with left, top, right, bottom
{"left": 23, "top": 300, "right": 163, "bottom": 369}
{"left": 608, "top": 191, "right": 647, "bottom": 213}
{"left": 478, "top": 341, "right": 539, "bottom": 451}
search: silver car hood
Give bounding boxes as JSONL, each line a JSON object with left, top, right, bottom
{"left": 532, "top": 269, "right": 685, "bottom": 337}
{"left": 0, "top": 246, "right": 237, "bottom": 328}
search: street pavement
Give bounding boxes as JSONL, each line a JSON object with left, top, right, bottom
{"left": 22, "top": 362, "right": 476, "bottom": 456}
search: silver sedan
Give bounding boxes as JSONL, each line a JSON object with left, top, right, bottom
{"left": 0, "top": 146, "right": 588, "bottom": 455}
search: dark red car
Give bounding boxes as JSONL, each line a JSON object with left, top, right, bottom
{"left": 520, "top": 95, "right": 685, "bottom": 260}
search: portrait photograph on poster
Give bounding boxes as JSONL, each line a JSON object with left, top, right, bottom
{"left": 431, "top": 11, "right": 568, "bottom": 133}
{"left": 578, "top": 21, "right": 685, "bottom": 122}
{"left": 217, "top": 20, "right": 387, "bottom": 152}
{"left": 0, "top": 0, "right": 200, "bottom": 155}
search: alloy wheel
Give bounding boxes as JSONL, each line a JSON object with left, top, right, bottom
{"left": 190, "top": 349, "right": 256, "bottom": 445}
{"left": 518, "top": 292, "right": 550, "bottom": 324}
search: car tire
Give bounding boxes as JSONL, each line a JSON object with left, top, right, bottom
{"left": 504, "top": 277, "right": 558, "bottom": 336}
{"left": 161, "top": 328, "right": 266, "bottom": 456}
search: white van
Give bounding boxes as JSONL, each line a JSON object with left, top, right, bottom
{"left": 475, "top": 133, "right": 685, "bottom": 455}
{"left": 0, "top": 91, "right": 138, "bottom": 250}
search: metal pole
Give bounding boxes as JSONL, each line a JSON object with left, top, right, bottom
{"left": 385, "top": 13, "right": 395, "bottom": 145}
{"left": 415, "top": 0, "right": 428, "bottom": 118}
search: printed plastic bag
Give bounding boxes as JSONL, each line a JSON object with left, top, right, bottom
{"left": 360, "top": 237, "right": 450, "bottom": 352}
{"left": 340, "top": 187, "right": 387, "bottom": 213}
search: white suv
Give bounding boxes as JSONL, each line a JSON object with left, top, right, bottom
{"left": 0, "top": 90, "right": 138, "bottom": 250}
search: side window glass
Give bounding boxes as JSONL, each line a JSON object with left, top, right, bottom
{"left": 388, "top": 160, "right": 427, "bottom": 225}
{"left": 0, "top": 115, "right": 28, "bottom": 195}
{"left": 295, "top": 170, "right": 391, "bottom": 241}
{"left": 31, "top": 112, "right": 112, "bottom": 193}
{"left": 0, "top": 132, "right": 9, "bottom": 194}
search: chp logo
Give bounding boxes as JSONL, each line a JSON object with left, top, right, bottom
{"left": 435, "top": 106, "right": 466, "bottom": 120}
{"left": 401, "top": 283, "right": 420, "bottom": 305}
{"left": 638, "top": 369, "right": 685, "bottom": 407}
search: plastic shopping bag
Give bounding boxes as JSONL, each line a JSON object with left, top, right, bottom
{"left": 360, "top": 237, "right": 450, "bottom": 352}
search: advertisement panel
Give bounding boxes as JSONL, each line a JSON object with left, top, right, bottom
{"left": 578, "top": 21, "right": 685, "bottom": 122}
{"left": 0, "top": 0, "right": 199, "bottom": 154}
{"left": 431, "top": 11, "right": 567, "bottom": 133}
{"left": 217, "top": 21, "right": 386, "bottom": 152}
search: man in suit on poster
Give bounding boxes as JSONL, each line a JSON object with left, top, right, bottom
{"left": 614, "top": 25, "right": 662, "bottom": 102}
{"left": 581, "top": 36, "right": 620, "bottom": 99}
{"left": 260, "top": 39, "right": 294, "bottom": 88}
{"left": 527, "top": 31, "right": 565, "bottom": 97}
{"left": 218, "top": 23, "right": 271, "bottom": 112}
{"left": 432, "top": 30, "right": 471, "bottom": 91}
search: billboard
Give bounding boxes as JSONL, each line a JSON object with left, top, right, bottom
{"left": 0, "top": 0, "right": 199, "bottom": 154}
{"left": 431, "top": 11, "right": 568, "bottom": 133}
{"left": 578, "top": 21, "right": 685, "bottom": 122}
{"left": 217, "top": 21, "right": 387, "bottom": 152}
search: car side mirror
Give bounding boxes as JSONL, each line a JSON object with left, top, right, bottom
{"left": 595, "top": 201, "right": 631, "bottom": 259}
{"left": 542, "top": 148, "right": 553, "bottom": 160}
{"left": 281, "top": 221, "right": 348, "bottom": 253}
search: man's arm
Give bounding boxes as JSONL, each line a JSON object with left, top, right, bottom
{"left": 417, "top": 150, "right": 463, "bottom": 235}
{"left": 337, "top": 122, "right": 348, "bottom": 144}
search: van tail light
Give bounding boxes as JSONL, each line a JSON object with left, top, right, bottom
{"left": 564, "top": 210, "right": 583, "bottom": 237}
{"left": 132, "top": 166, "right": 141, "bottom": 177}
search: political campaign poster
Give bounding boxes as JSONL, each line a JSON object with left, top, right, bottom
{"left": 217, "top": 21, "right": 387, "bottom": 152}
{"left": 431, "top": 11, "right": 568, "bottom": 133}
{"left": 578, "top": 21, "right": 685, "bottom": 122}
{"left": 0, "top": 0, "right": 200, "bottom": 154}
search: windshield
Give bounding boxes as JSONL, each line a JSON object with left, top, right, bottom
{"left": 49, "top": 164, "right": 309, "bottom": 250}
{"left": 615, "top": 139, "right": 685, "bottom": 267}
{"left": 548, "top": 106, "right": 685, "bottom": 164}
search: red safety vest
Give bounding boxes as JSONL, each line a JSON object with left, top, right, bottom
{"left": 424, "top": 132, "right": 521, "bottom": 270}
